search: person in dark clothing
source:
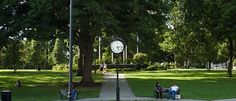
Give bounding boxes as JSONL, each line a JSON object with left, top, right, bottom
{"left": 154, "top": 82, "right": 163, "bottom": 98}
{"left": 16, "top": 80, "right": 22, "bottom": 87}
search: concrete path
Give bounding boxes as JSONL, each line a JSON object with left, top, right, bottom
{"left": 99, "top": 72, "right": 135, "bottom": 99}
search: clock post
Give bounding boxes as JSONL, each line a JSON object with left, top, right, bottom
{"left": 116, "top": 60, "right": 120, "bottom": 101}
{"left": 110, "top": 38, "right": 124, "bottom": 101}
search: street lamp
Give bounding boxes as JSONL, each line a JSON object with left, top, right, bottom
{"left": 68, "top": 0, "right": 73, "bottom": 100}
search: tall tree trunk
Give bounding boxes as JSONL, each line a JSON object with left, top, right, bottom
{"left": 78, "top": 13, "right": 95, "bottom": 86}
{"left": 227, "top": 38, "right": 233, "bottom": 77}
{"left": 13, "top": 43, "right": 17, "bottom": 73}
{"left": 45, "top": 41, "right": 49, "bottom": 69}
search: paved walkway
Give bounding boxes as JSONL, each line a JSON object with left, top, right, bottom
{"left": 99, "top": 72, "right": 135, "bottom": 99}
{"left": 214, "top": 99, "right": 236, "bottom": 101}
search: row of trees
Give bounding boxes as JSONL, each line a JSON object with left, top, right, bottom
{"left": 0, "top": 38, "right": 69, "bottom": 71}
{"left": 160, "top": 0, "right": 236, "bottom": 76}
{"left": 0, "top": 0, "right": 235, "bottom": 86}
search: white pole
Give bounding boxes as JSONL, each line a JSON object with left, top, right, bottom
{"left": 123, "top": 50, "right": 125, "bottom": 64}
{"left": 112, "top": 52, "right": 114, "bottom": 64}
{"left": 98, "top": 36, "right": 101, "bottom": 61}
{"left": 136, "top": 35, "right": 139, "bottom": 54}
{"left": 125, "top": 45, "right": 128, "bottom": 64}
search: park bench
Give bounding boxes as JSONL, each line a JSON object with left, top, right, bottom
{"left": 153, "top": 88, "right": 181, "bottom": 99}
{"left": 60, "top": 89, "right": 78, "bottom": 100}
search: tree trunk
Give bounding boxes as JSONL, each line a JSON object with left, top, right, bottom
{"left": 37, "top": 65, "right": 41, "bottom": 71}
{"left": 77, "top": 50, "right": 83, "bottom": 76}
{"left": 227, "top": 38, "right": 233, "bottom": 77}
{"left": 14, "top": 65, "right": 17, "bottom": 73}
{"left": 79, "top": 36, "right": 95, "bottom": 86}
{"left": 207, "top": 61, "right": 211, "bottom": 71}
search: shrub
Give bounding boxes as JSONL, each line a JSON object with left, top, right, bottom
{"left": 52, "top": 64, "right": 69, "bottom": 71}
{"left": 132, "top": 53, "right": 148, "bottom": 64}
{"left": 146, "top": 62, "right": 167, "bottom": 70}
{"left": 169, "top": 62, "right": 177, "bottom": 69}
{"left": 0, "top": 66, "right": 8, "bottom": 69}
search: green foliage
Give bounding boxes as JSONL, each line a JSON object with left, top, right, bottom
{"left": 132, "top": 53, "right": 148, "bottom": 64}
{"left": 50, "top": 38, "right": 67, "bottom": 65}
{"left": 2, "top": 40, "right": 22, "bottom": 70}
{"left": 52, "top": 64, "right": 78, "bottom": 72}
{"left": 146, "top": 62, "right": 168, "bottom": 70}
{"left": 94, "top": 59, "right": 103, "bottom": 64}
{"left": 73, "top": 46, "right": 80, "bottom": 66}
{"left": 20, "top": 40, "right": 32, "bottom": 68}
{"left": 28, "top": 40, "right": 45, "bottom": 69}
{"left": 159, "top": 0, "right": 236, "bottom": 69}
{"left": 102, "top": 49, "right": 112, "bottom": 64}
{"left": 52, "top": 64, "right": 68, "bottom": 71}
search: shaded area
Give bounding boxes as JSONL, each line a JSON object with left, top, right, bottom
{"left": 0, "top": 70, "right": 103, "bottom": 101}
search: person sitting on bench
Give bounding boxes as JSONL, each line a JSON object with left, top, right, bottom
{"left": 154, "top": 82, "right": 164, "bottom": 99}
{"left": 71, "top": 88, "right": 78, "bottom": 100}
{"left": 168, "top": 83, "right": 179, "bottom": 100}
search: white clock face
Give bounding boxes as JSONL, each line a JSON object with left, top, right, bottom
{"left": 110, "top": 40, "right": 124, "bottom": 54}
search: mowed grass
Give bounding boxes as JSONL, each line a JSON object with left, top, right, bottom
{"left": 0, "top": 70, "right": 103, "bottom": 101}
{"left": 125, "top": 69, "right": 236, "bottom": 100}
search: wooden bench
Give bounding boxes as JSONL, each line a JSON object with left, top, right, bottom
{"left": 60, "top": 89, "right": 78, "bottom": 100}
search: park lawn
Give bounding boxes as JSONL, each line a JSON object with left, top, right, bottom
{"left": 125, "top": 69, "right": 236, "bottom": 100}
{"left": 0, "top": 70, "right": 103, "bottom": 101}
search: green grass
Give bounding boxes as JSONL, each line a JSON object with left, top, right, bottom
{"left": 125, "top": 69, "right": 236, "bottom": 100}
{"left": 0, "top": 70, "right": 103, "bottom": 101}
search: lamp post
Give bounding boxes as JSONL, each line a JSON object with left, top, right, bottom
{"left": 68, "top": 0, "right": 73, "bottom": 100}
{"left": 116, "top": 61, "right": 119, "bottom": 101}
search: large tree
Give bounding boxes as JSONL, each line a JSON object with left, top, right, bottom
{"left": 184, "top": 0, "right": 236, "bottom": 76}
{"left": 76, "top": 0, "right": 166, "bottom": 85}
